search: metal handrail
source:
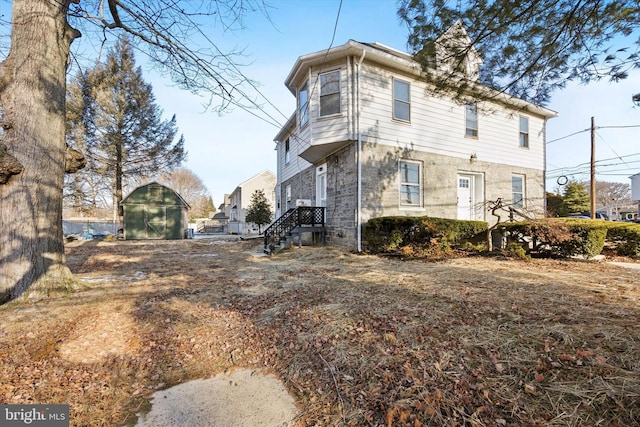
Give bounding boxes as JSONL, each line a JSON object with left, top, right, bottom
{"left": 264, "top": 206, "right": 325, "bottom": 251}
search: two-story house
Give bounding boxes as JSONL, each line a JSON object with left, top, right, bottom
{"left": 273, "top": 24, "right": 557, "bottom": 251}
{"left": 226, "top": 170, "right": 276, "bottom": 234}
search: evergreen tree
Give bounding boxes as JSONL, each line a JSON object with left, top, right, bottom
{"left": 562, "top": 182, "right": 590, "bottom": 215}
{"left": 245, "top": 189, "right": 272, "bottom": 233}
{"left": 67, "top": 36, "right": 186, "bottom": 221}
{"left": 546, "top": 192, "right": 568, "bottom": 217}
{"left": 0, "top": 1, "right": 265, "bottom": 304}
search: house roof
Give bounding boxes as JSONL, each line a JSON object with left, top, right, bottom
{"left": 284, "top": 39, "right": 418, "bottom": 95}
{"left": 282, "top": 37, "right": 557, "bottom": 122}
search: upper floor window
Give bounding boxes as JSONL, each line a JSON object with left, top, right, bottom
{"left": 465, "top": 103, "right": 478, "bottom": 137}
{"left": 519, "top": 116, "right": 529, "bottom": 148}
{"left": 284, "top": 138, "right": 290, "bottom": 164}
{"left": 399, "top": 160, "right": 421, "bottom": 206}
{"left": 393, "top": 78, "right": 410, "bottom": 122}
{"left": 320, "top": 70, "right": 340, "bottom": 116}
{"left": 512, "top": 175, "right": 524, "bottom": 209}
{"left": 298, "top": 82, "right": 309, "bottom": 127}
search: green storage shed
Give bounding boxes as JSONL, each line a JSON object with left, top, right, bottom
{"left": 121, "top": 182, "right": 190, "bottom": 240}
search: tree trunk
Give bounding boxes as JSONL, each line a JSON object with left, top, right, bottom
{"left": 0, "top": 0, "right": 80, "bottom": 304}
{"left": 116, "top": 139, "right": 124, "bottom": 223}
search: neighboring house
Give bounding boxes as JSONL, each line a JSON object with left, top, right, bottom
{"left": 273, "top": 23, "right": 557, "bottom": 251}
{"left": 225, "top": 170, "right": 277, "bottom": 234}
{"left": 121, "top": 182, "right": 190, "bottom": 240}
{"left": 631, "top": 172, "right": 640, "bottom": 215}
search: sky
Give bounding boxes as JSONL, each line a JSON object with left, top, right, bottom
{"left": 1, "top": 0, "right": 638, "bottom": 206}
{"left": 145, "top": 0, "right": 640, "bottom": 205}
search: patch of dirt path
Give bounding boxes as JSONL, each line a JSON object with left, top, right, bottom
{"left": 134, "top": 369, "right": 298, "bottom": 427}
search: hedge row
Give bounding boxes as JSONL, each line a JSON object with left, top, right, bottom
{"left": 499, "top": 219, "right": 640, "bottom": 258}
{"left": 362, "top": 216, "right": 487, "bottom": 256}
{"left": 363, "top": 216, "right": 640, "bottom": 259}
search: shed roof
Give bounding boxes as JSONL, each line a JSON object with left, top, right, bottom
{"left": 121, "top": 182, "right": 190, "bottom": 209}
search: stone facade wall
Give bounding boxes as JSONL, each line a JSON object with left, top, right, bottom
{"left": 360, "top": 142, "right": 545, "bottom": 224}
{"left": 277, "top": 141, "right": 544, "bottom": 251}
{"left": 324, "top": 144, "right": 358, "bottom": 248}
{"left": 279, "top": 168, "right": 315, "bottom": 211}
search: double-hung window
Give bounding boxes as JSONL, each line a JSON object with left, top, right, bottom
{"left": 319, "top": 70, "right": 340, "bottom": 116}
{"left": 465, "top": 103, "right": 478, "bottom": 137}
{"left": 399, "top": 160, "right": 421, "bottom": 206}
{"left": 519, "top": 116, "right": 529, "bottom": 148}
{"left": 393, "top": 78, "right": 410, "bottom": 121}
{"left": 512, "top": 175, "right": 524, "bottom": 209}
{"left": 298, "top": 82, "right": 309, "bottom": 127}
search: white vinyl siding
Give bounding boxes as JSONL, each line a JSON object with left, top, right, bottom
{"left": 355, "top": 63, "right": 546, "bottom": 171}
{"left": 319, "top": 70, "right": 340, "bottom": 116}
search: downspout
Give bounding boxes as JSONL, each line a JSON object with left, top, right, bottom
{"left": 356, "top": 50, "right": 365, "bottom": 252}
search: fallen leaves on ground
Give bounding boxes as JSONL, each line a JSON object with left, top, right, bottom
{"left": 0, "top": 238, "right": 639, "bottom": 426}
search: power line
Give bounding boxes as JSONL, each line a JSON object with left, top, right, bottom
{"left": 546, "top": 128, "right": 590, "bottom": 144}
{"left": 547, "top": 124, "right": 640, "bottom": 144}
{"left": 547, "top": 152, "right": 640, "bottom": 173}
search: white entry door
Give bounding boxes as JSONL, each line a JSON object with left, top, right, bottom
{"left": 457, "top": 175, "right": 473, "bottom": 220}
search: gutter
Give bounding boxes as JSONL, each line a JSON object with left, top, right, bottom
{"left": 356, "top": 50, "right": 365, "bottom": 253}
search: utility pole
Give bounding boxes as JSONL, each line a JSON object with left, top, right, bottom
{"left": 590, "top": 116, "right": 596, "bottom": 219}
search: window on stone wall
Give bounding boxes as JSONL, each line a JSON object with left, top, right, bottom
{"left": 512, "top": 174, "right": 525, "bottom": 209}
{"left": 399, "top": 160, "right": 421, "bottom": 206}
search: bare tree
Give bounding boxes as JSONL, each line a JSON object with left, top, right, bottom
{"left": 158, "top": 168, "right": 214, "bottom": 220}
{"left": 0, "top": 0, "right": 268, "bottom": 304}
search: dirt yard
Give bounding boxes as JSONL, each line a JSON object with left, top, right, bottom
{"left": 0, "top": 237, "right": 639, "bottom": 426}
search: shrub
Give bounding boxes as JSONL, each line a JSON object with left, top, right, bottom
{"left": 605, "top": 222, "right": 640, "bottom": 257}
{"left": 499, "top": 218, "right": 636, "bottom": 259}
{"left": 558, "top": 222, "right": 607, "bottom": 258}
{"left": 363, "top": 216, "right": 487, "bottom": 255}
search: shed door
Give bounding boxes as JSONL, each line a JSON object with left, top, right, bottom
{"left": 146, "top": 206, "right": 166, "bottom": 239}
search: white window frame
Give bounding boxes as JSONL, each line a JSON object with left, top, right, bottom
{"left": 319, "top": 70, "right": 341, "bottom": 117}
{"left": 298, "top": 82, "right": 309, "bottom": 128}
{"left": 393, "top": 78, "right": 411, "bottom": 122}
{"left": 285, "top": 184, "right": 292, "bottom": 211}
{"left": 519, "top": 116, "right": 529, "bottom": 148}
{"left": 465, "top": 103, "right": 478, "bottom": 138}
{"left": 284, "top": 138, "right": 290, "bottom": 164}
{"left": 399, "top": 160, "right": 422, "bottom": 207}
{"left": 512, "top": 174, "right": 525, "bottom": 209}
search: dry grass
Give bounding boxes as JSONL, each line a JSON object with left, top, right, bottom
{"left": 1, "top": 238, "right": 639, "bottom": 426}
